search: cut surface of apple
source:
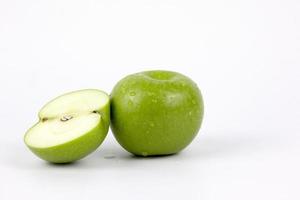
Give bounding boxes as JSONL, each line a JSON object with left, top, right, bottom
{"left": 24, "top": 89, "right": 110, "bottom": 163}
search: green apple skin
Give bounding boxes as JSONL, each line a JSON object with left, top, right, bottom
{"left": 26, "top": 119, "right": 108, "bottom": 163}
{"left": 110, "top": 70, "right": 204, "bottom": 156}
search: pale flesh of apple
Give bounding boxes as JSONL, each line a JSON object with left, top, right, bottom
{"left": 25, "top": 89, "right": 109, "bottom": 148}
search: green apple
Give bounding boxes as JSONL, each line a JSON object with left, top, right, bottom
{"left": 24, "top": 89, "right": 110, "bottom": 163}
{"left": 110, "top": 70, "right": 204, "bottom": 156}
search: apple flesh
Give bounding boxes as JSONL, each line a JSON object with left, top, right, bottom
{"left": 110, "top": 70, "right": 204, "bottom": 156}
{"left": 24, "top": 89, "right": 110, "bottom": 163}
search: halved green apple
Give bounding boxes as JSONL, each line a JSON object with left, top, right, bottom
{"left": 24, "top": 89, "right": 110, "bottom": 163}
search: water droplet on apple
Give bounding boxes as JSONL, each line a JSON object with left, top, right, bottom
{"left": 151, "top": 99, "right": 158, "bottom": 103}
{"left": 192, "top": 100, "right": 196, "bottom": 105}
{"left": 150, "top": 122, "right": 155, "bottom": 127}
{"left": 129, "top": 91, "right": 136, "bottom": 96}
{"left": 189, "top": 111, "right": 192, "bottom": 116}
{"left": 128, "top": 100, "right": 133, "bottom": 106}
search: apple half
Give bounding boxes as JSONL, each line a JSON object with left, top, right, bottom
{"left": 24, "top": 89, "right": 110, "bottom": 163}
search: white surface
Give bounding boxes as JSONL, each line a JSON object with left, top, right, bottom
{"left": 0, "top": 0, "right": 299, "bottom": 199}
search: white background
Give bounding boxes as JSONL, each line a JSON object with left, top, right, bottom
{"left": 0, "top": 0, "right": 299, "bottom": 199}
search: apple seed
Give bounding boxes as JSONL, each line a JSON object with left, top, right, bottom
{"left": 60, "top": 115, "right": 73, "bottom": 122}
{"left": 41, "top": 118, "right": 48, "bottom": 122}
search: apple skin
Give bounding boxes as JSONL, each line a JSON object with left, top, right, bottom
{"left": 110, "top": 70, "right": 204, "bottom": 156}
{"left": 26, "top": 118, "right": 109, "bottom": 163}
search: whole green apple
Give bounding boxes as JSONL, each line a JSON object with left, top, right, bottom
{"left": 110, "top": 70, "right": 204, "bottom": 156}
